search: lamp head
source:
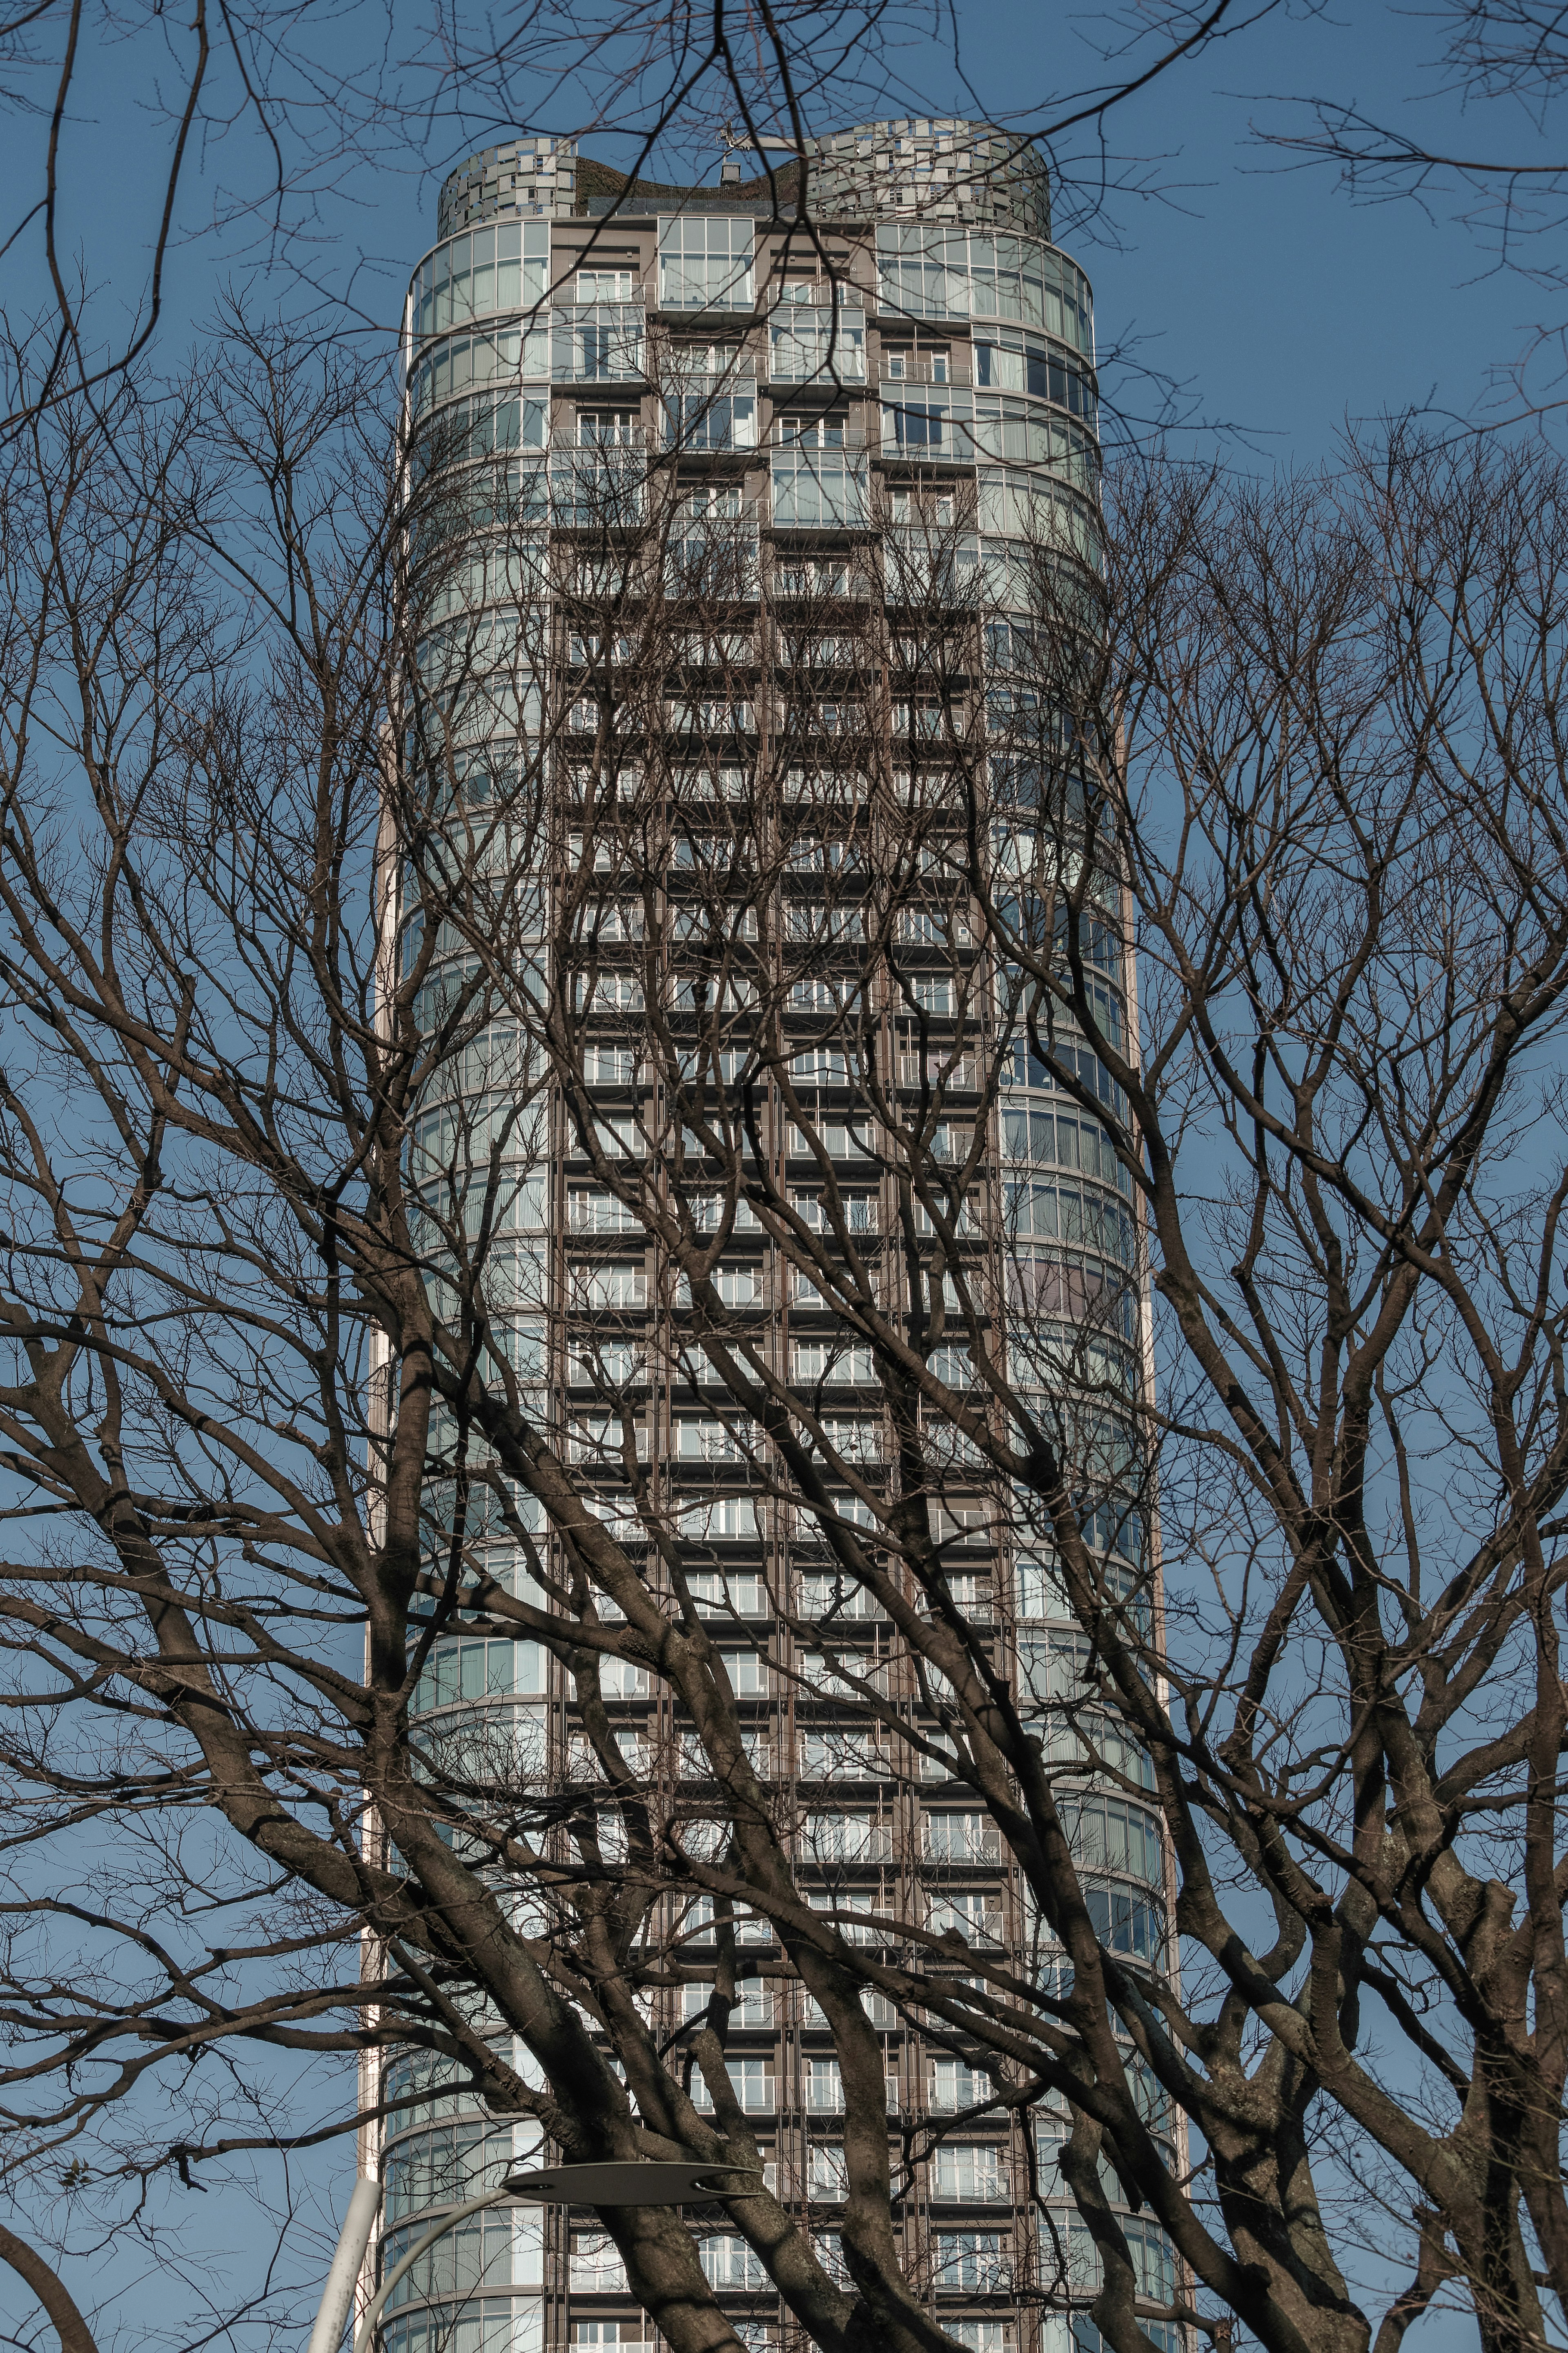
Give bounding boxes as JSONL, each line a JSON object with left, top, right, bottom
{"left": 501, "top": 2159, "right": 762, "bottom": 2206}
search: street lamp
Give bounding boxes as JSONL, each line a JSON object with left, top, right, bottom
{"left": 308, "top": 2159, "right": 762, "bottom": 2353}
{"left": 716, "top": 122, "right": 803, "bottom": 183}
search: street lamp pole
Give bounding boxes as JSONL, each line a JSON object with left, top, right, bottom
{"left": 309, "top": 2161, "right": 762, "bottom": 2353}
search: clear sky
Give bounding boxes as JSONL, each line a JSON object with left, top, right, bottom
{"left": 14, "top": 1, "right": 1561, "bottom": 470}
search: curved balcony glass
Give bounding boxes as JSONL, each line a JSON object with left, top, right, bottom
{"left": 408, "top": 223, "right": 552, "bottom": 348}
{"left": 875, "top": 225, "right": 1094, "bottom": 355}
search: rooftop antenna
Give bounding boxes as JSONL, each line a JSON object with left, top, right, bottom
{"left": 718, "top": 120, "right": 802, "bottom": 183}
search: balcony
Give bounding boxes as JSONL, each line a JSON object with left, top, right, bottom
{"left": 767, "top": 309, "right": 868, "bottom": 387}
{"left": 550, "top": 303, "right": 646, "bottom": 383}
{"left": 770, "top": 452, "right": 871, "bottom": 532}
{"left": 928, "top": 2062, "right": 998, "bottom": 2113}
{"left": 690, "top": 2058, "right": 775, "bottom": 2112}
{"left": 662, "top": 534, "right": 761, "bottom": 600}
{"left": 931, "top": 2151, "right": 1010, "bottom": 2203}
{"left": 549, "top": 452, "right": 647, "bottom": 529}
{"left": 881, "top": 357, "right": 970, "bottom": 388}
{"left": 797, "top": 1574, "right": 884, "bottom": 1620}
{"left": 924, "top": 1814, "right": 1002, "bottom": 1862}
{"left": 664, "top": 385, "right": 759, "bottom": 455}
{"left": 804, "top": 1815, "right": 893, "bottom": 1862}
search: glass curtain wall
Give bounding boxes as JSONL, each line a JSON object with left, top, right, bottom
{"left": 376, "top": 115, "right": 1184, "bottom": 2353}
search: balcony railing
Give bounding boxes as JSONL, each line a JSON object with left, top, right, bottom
{"left": 690, "top": 2067, "right": 775, "bottom": 2113}
{"left": 767, "top": 307, "right": 868, "bottom": 386}
{"left": 550, "top": 303, "right": 646, "bottom": 383}
{"left": 800, "top": 2073, "right": 901, "bottom": 2113}
{"left": 771, "top": 425, "right": 871, "bottom": 452}
{"left": 881, "top": 358, "right": 970, "bottom": 388}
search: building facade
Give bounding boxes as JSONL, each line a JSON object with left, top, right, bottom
{"left": 378, "top": 117, "right": 1180, "bottom": 2353}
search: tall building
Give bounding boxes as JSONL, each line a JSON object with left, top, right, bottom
{"left": 378, "top": 117, "right": 1180, "bottom": 2353}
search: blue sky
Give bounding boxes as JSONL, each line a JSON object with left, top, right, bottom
{"left": 15, "top": 2, "right": 1560, "bottom": 468}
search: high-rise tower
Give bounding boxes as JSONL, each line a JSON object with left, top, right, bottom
{"left": 377, "top": 117, "right": 1181, "bottom": 2353}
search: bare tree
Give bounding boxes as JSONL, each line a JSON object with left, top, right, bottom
{"left": 1257, "top": 4, "right": 1568, "bottom": 424}
{"left": 4, "top": 302, "right": 1568, "bottom": 2353}
{"left": 0, "top": 2, "right": 1277, "bottom": 436}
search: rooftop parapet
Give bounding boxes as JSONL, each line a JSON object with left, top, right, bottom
{"left": 435, "top": 120, "right": 1048, "bottom": 237}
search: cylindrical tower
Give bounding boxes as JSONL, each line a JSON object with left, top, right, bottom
{"left": 376, "top": 117, "right": 1183, "bottom": 2353}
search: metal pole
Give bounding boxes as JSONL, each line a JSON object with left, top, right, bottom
{"left": 307, "top": 2179, "right": 383, "bottom": 2353}
{"left": 313, "top": 2155, "right": 761, "bottom": 2353}
{"left": 349, "top": 2186, "right": 516, "bottom": 2353}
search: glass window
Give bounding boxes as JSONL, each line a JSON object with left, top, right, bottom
{"left": 659, "top": 216, "right": 755, "bottom": 311}
{"left": 882, "top": 395, "right": 953, "bottom": 452}
{"left": 677, "top": 1417, "right": 753, "bottom": 1461}
{"left": 684, "top": 1976, "right": 773, "bottom": 2023}
{"left": 876, "top": 227, "right": 1092, "bottom": 355}
{"left": 806, "top": 2057, "right": 844, "bottom": 2110}
{"left": 665, "top": 390, "right": 757, "bottom": 452}
{"left": 569, "top": 2233, "right": 628, "bottom": 2291}
{"left": 934, "top": 2231, "right": 1008, "bottom": 2291}
{"left": 927, "top": 1891, "right": 1004, "bottom": 1945}
{"left": 412, "top": 1637, "right": 547, "bottom": 1713}
{"left": 931, "top": 2143, "right": 1009, "bottom": 2201}
{"left": 673, "top": 1495, "right": 764, "bottom": 1542}
{"left": 668, "top": 339, "right": 748, "bottom": 377}
{"left": 1084, "top": 1884, "right": 1165, "bottom": 1960}
{"left": 929, "top": 2059, "right": 996, "bottom": 2114}
{"left": 976, "top": 467, "right": 1096, "bottom": 560}
{"left": 876, "top": 223, "right": 969, "bottom": 317}
{"left": 408, "top": 325, "right": 550, "bottom": 417}
{"left": 924, "top": 1811, "right": 998, "bottom": 1860}
{"left": 568, "top": 1260, "right": 645, "bottom": 1308}
{"left": 552, "top": 310, "right": 644, "bottom": 382}
{"left": 385, "top": 2300, "right": 547, "bottom": 2353}
{"left": 791, "top": 1339, "right": 876, "bottom": 1384}
{"left": 813, "top": 2230, "right": 851, "bottom": 2286}
{"left": 776, "top": 411, "right": 848, "bottom": 449}
{"left": 805, "top": 1810, "right": 886, "bottom": 1859}
{"left": 699, "top": 2234, "right": 768, "bottom": 2287}
{"left": 412, "top": 390, "right": 548, "bottom": 466}
{"left": 771, "top": 455, "right": 868, "bottom": 528}
{"left": 684, "top": 1568, "right": 766, "bottom": 1617}
{"left": 1060, "top": 1793, "right": 1165, "bottom": 1887}
{"left": 769, "top": 312, "right": 866, "bottom": 384}
{"left": 575, "top": 269, "right": 634, "bottom": 302}
{"left": 410, "top": 222, "right": 548, "bottom": 343}
{"left": 690, "top": 2054, "right": 774, "bottom": 2110}
{"left": 381, "top": 2120, "right": 518, "bottom": 2221}
{"left": 577, "top": 407, "right": 638, "bottom": 445}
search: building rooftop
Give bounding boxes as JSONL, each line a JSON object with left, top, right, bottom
{"left": 436, "top": 119, "right": 1050, "bottom": 242}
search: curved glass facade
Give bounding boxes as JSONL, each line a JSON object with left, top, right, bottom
{"left": 376, "top": 115, "right": 1186, "bottom": 2353}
